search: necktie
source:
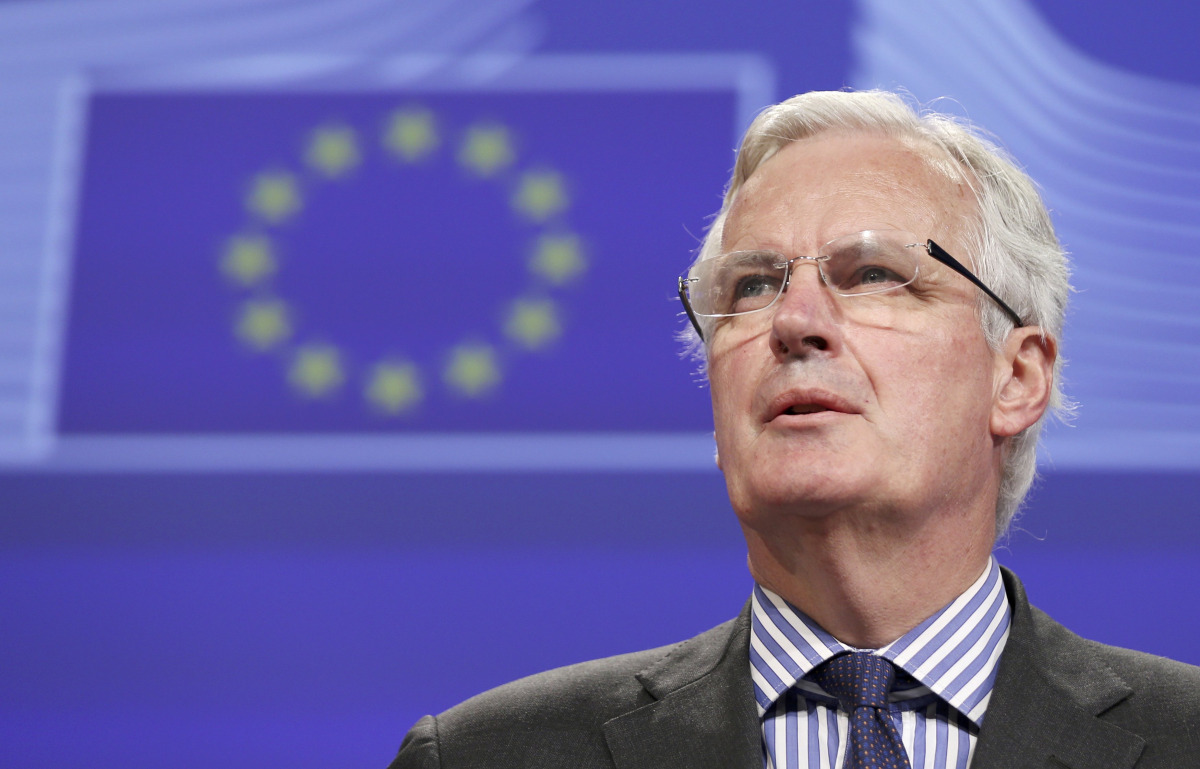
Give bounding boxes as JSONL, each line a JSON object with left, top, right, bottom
{"left": 812, "top": 651, "right": 912, "bottom": 769}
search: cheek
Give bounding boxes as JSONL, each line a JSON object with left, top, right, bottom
{"left": 923, "top": 350, "right": 996, "bottom": 434}
{"left": 708, "top": 358, "right": 744, "bottom": 432}
{"left": 865, "top": 331, "right": 994, "bottom": 428}
{"left": 707, "top": 345, "right": 761, "bottom": 440}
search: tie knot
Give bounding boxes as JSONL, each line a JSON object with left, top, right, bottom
{"left": 812, "top": 652, "right": 895, "bottom": 709}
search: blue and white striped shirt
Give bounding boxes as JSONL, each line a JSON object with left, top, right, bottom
{"left": 750, "top": 557, "right": 1011, "bottom": 769}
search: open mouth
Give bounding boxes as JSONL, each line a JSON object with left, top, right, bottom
{"left": 766, "top": 388, "right": 857, "bottom": 423}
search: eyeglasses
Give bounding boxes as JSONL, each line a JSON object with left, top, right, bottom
{"left": 677, "top": 229, "right": 1023, "bottom": 341}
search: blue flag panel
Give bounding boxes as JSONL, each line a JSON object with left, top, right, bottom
{"left": 60, "top": 90, "right": 732, "bottom": 433}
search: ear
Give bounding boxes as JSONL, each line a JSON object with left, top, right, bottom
{"left": 991, "top": 326, "right": 1056, "bottom": 438}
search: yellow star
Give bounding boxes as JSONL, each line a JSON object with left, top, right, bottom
{"left": 289, "top": 344, "right": 345, "bottom": 398}
{"left": 505, "top": 299, "right": 561, "bottom": 350}
{"left": 235, "top": 299, "right": 291, "bottom": 351}
{"left": 513, "top": 170, "right": 568, "bottom": 222}
{"left": 529, "top": 234, "right": 586, "bottom": 284}
{"left": 305, "top": 125, "right": 360, "bottom": 178}
{"left": 444, "top": 343, "right": 501, "bottom": 397}
{"left": 384, "top": 107, "right": 439, "bottom": 162}
{"left": 221, "top": 235, "right": 277, "bottom": 287}
{"left": 458, "top": 124, "right": 515, "bottom": 177}
{"left": 246, "top": 171, "right": 302, "bottom": 224}
{"left": 365, "top": 361, "right": 423, "bottom": 414}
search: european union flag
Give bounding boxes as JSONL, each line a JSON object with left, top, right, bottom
{"left": 60, "top": 84, "right": 738, "bottom": 433}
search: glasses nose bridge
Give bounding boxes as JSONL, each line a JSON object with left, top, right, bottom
{"left": 780, "top": 253, "right": 831, "bottom": 294}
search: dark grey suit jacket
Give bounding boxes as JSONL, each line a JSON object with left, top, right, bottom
{"left": 390, "top": 569, "right": 1200, "bottom": 768}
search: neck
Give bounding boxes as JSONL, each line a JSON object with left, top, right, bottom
{"left": 741, "top": 504, "right": 994, "bottom": 649}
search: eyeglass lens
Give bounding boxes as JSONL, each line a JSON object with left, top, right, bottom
{"left": 684, "top": 230, "right": 922, "bottom": 318}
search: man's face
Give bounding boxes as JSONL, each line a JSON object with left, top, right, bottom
{"left": 708, "top": 131, "right": 1005, "bottom": 528}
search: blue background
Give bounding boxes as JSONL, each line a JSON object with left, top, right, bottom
{"left": 1, "top": 1, "right": 1198, "bottom": 767}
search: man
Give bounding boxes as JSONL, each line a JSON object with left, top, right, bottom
{"left": 391, "top": 90, "right": 1200, "bottom": 768}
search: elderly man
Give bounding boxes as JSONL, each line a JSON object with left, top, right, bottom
{"left": 391, "top": 90, "right": 1200, "bottom": 769}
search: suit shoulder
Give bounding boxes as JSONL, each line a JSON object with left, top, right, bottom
{"left": 1086, "top": 638, "right": 1200, "bottom": 709}
{"left": 1032, "top": 604, "right": 1200, "bottom": 704}
{"left": 1029, "top": 605, "right": 1200, "bottom": 756}
{"left": 444, "top": 615, "right": 740, "bottom": 727}
{"left": 395, "top": 615, "right": 744, "bottom": 768}
{"left": 1088, "top": 640, "right": 1200, "bottom": 760}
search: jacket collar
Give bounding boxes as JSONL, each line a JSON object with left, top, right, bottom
{"left": 602, "top": 604, "right": 762, "bottom": 769}
{"left": 971, "top": 567, "right": 1144, "bottom": 769}
{"left": 602, "top": 568, "right": 1147, "bottom": 769}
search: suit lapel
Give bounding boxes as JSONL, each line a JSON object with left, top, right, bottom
{"left": 971, "top": 568, "right": 1145, "bottom": 769}
{"left": 600, "top": 570, "right": 1149, "bottom": 769}
{"left": 602, "top": 606, "right": 761, "bottom": 769}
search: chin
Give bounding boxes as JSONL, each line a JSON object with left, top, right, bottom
{"left": 729, "top": 471, "right": 870, "bottom": 523}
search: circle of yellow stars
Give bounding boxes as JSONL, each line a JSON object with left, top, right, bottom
{"left": 219, "top": 105, "right": 588, "bottom": 417}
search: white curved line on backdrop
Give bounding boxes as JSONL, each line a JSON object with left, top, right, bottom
{"left": 852, "top": 0, "right": 1200, "bottom": 462}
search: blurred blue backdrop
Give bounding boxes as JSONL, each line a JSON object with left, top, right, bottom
{"left": 1, "top": 1, "right": 1198, "bottom": 767}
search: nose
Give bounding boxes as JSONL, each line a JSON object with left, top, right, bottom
{"left": 770, "top": 259, "right": 841, "bottom": 359}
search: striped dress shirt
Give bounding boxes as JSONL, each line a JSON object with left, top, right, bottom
{"left": 750, "top": 557, "right": 1011, "bottom": 769}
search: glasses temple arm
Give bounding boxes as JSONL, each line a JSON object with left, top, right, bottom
{"left": 926, "top": 240, "right": 1024, "bottom": 328}
{"left": 678, "top": 278, "right": 707, "bottom": 342}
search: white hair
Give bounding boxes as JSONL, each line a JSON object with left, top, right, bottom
{"left": 683, "top": 89, "right": 1073, "bottom": 535}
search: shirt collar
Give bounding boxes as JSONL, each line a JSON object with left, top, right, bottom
{"left": 749, "top": 556, "right": 1011, "bottom": 726}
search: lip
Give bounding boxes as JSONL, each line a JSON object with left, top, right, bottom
{"left": 763, "top": 388, "right": 861, "bottom": 424}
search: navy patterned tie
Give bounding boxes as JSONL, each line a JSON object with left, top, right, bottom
{"left": 812, "top": 652, "right": 912, "bottom": 769}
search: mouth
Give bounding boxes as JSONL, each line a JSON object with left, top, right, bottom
{"left": 766, "top": 389, "right": 858, "bottom": 423}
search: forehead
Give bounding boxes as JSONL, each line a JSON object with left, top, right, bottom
{"left": 722, "top": 131, "right": 977, "bottom": 251}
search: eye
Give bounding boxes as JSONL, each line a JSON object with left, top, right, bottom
{"left": 822, "top": 249, "right": 914, "bottom": 294}
{"left": 734, "top": 273, "right": 782, "bottom": 299}
{"left": 706, "top": 253, "right": 786, "bottom": 314}
{"left": 726, "top": 271, "right": 783, "bottom": 314}
{"left": 854, "top": 265, "right": 906, "bottom": 288}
